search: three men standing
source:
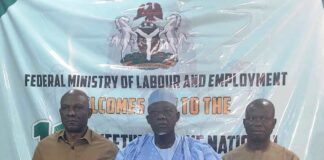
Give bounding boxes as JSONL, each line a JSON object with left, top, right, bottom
{"left": 33, "top": 89, "right": 299, "bottom": 160}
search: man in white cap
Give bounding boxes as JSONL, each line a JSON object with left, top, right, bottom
{"left": 116, "top": 89, "right": 221, "bottom": 160}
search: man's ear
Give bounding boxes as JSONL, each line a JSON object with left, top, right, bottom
{"left": 88, "top": 108, "right": 92, "bottom": 119}
{"left": 176, "top": 112, "right": 180, "bottom": 122}
{"left": 243, "top": 119, "right": 247, "bottom": 128}
{"left": 273, "top": 118, "right": 277, "bottom": 127}
{"left": 146, "top": 115, "right": 151, "bottom": 124}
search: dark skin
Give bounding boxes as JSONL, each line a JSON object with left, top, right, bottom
{"left": 146, "top": 101, "right": 180, "bottom": 149}
{"left": 59, "top": 89, "right": 92, "bottom": 143}
{"left": 243, "top": 99, "right": 276, "bottom": 151}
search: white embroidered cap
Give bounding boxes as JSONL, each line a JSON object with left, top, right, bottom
{"left": 148, "top": 89, "right": 177, "bottom": 107}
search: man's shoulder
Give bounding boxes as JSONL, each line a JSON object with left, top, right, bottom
{"left": 37, "top": 131, "right": 62, "bottom": 146}
{"left": 269, "top": 142, "right": 299, "bottom": 159}
{"left": 89, "top": 129, "right": 117, "bottom": 148}
{"left": 37, "top": 131, "right": 62, "bottom": 148}
{"left": 125, "top": 133, "right": 152, "bottom": 147}
{"left": 182, "top": 136, "right": 213, "bottom": 149}
{"left": 270, "top": 142, "right": 291, "bottom": 151}
{"left": 115, "top": 134, "right": 152, "bottom": 159}
{"left": 222, "top": 143, "right": 247, "bottom": 159}
{"left": 116, "top": 133, "right": 152, "bottom": 152}
{"left": 182, "top": 136, "right": 204, "bottom": 144}
{"left": 180, "top": 136, "right": 221, "bottom": 159}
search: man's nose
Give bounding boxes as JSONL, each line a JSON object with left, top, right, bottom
{"left": 251, "top": 120, "right": 263, "bottom": 126}
{"left": 67, "top": 108, "right": 76, "bottom": 116}
{"left": 157, "top": 113, "right": 167, "bottom": 120}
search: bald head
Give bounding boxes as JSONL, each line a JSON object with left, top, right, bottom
{"left": 60, "top": 89, "right": 89, "bottom": 107}
{"left": 246, "top": 99, "right": 275, "bottom": 118}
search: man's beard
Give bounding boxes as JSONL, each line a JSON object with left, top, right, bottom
{"left": 157, "top": 132, "right": 167, "bottom": 135}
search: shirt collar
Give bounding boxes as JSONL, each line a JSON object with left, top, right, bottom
{"left": 57, "top": 128, "right": 93, "bottom": 144}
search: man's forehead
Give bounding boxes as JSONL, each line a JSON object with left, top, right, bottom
{"left": 60, "top": 94, "right": 89, "bottom": 107}
{"left": 61, "top": 89, "right": 88, "bottom": 100}
{"left": 246, "top": 107, "right": 267, "bottom": 114}
{"left": 246, "top": 105, "right": 273, "bottom": 116}
{"left": 62, "top": 94, "right": 87, "bottom": 101}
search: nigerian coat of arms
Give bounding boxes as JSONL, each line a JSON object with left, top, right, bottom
{"left": 110, "top": 2, "right": 188, "bottom": 69}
